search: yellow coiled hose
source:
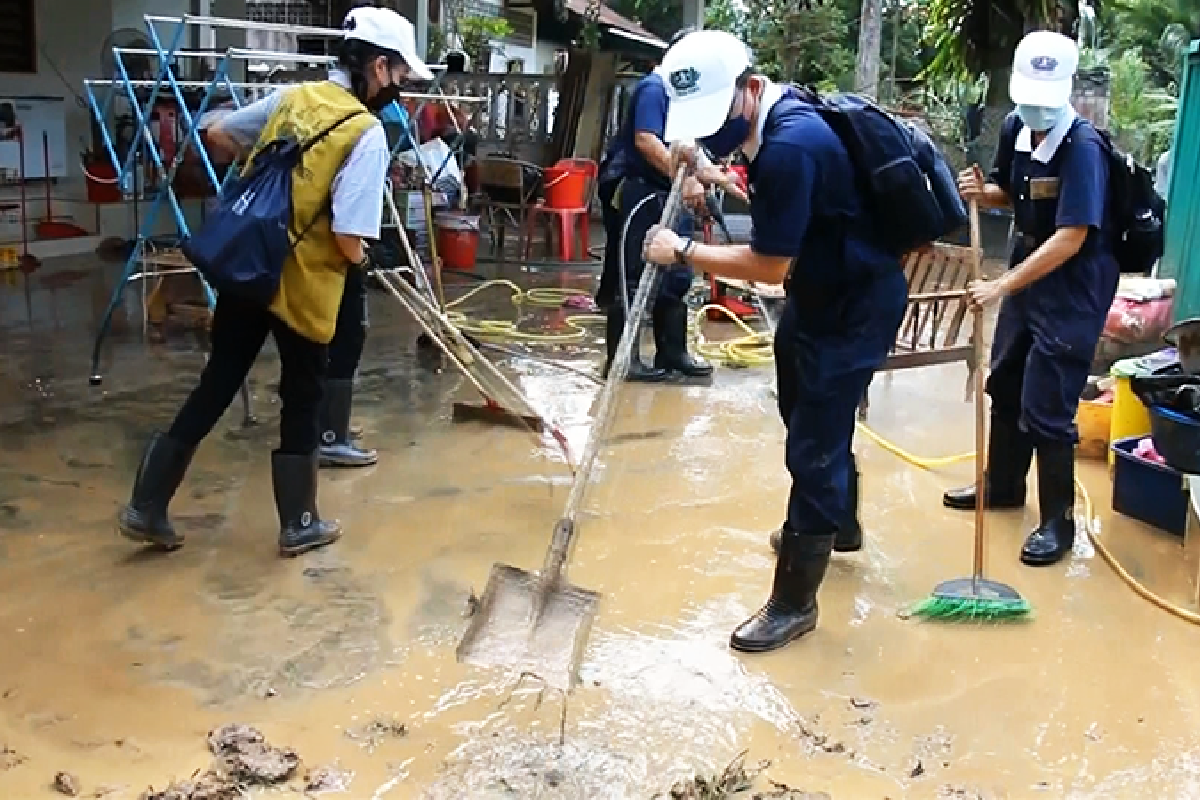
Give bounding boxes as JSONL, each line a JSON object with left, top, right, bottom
{"left": 442, "top": 279, "right": 603, "bottom": 344}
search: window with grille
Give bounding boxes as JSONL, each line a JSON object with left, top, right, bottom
{"left": 248, "top": 1, "right": 318, "bottom": 26}
{"left": 0, "top": 0, "right": 36, "bottom": 74}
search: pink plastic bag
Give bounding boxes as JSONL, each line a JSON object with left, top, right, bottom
{"left": 1104, "top": 297, "right": 1174, "bottom": 344}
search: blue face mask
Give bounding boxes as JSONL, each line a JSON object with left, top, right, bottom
{"left": 699, "top": 115, "right": 751, "bottom": 161}
{"left": 1016, "top": 104, "right": 1064, "bottom": 132}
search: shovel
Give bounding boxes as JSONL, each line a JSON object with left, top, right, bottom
{"left": 456, "top": 167, "right": 689, "bottom": 691}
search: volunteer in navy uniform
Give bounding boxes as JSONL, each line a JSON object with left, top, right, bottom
{"left": 643, "top": 30, "right": 907, "bottom": 653}
{"left": 596, "top": 27, "right": 717, "bottom": 383}
{"left": 943, "top": 30, "right": 1117, "bottom": 567}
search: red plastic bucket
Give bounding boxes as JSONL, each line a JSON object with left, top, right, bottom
{"left": 543, "top": 165, "right": 588, "bottom": 209}
{"left": 435, "top": 214, "right": 481, "bottom": 272}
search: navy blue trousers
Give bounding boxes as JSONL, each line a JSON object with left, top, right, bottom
{"left": 596, "top": 176, "right": 694, "bottom": 310}
{"left": 776, "top": 270, "right": 907, "bottom": 533}
{"left": 986, "top": 292, "right": 1103, "bottom": 445}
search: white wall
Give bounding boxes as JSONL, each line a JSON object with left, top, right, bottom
{"left": 0, "top": 0, "right": 248, "bottom": 242}
{"left": 0, "top": 0, "right": 115, "bottom": 186}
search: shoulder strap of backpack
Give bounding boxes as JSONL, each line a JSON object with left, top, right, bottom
{"left": 291, "top": 110, "right": 374, "bottom": 246}
{"left": 300, "top": 109, "right": 372, "bottom": 155}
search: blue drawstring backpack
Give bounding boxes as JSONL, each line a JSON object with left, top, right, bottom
{"left": 182, "top": 110, "right": 367, "bottom": 305}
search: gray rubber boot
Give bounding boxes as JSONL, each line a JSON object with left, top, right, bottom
{"left": 319, "top": 379, "right": 378, "bottom": 468}
{"left": 273, "top": 451, "right": 343, "bottom": 557}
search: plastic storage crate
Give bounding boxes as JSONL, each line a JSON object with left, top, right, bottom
{"left": 1111, "top": 435, "right": 1189, "bottom": 536}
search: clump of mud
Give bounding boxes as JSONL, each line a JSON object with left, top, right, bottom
{"left": 304, "top": 764, "right": 353, "bottom": 794}
{"left": 654, "top": 752, "right": 830, "bottom": 800}
{"left": 2, "top": 745, "right": 26, "bottom": 771}
{"left": 207, "top": 723, "right": 299, "bottom": 784}
{"left": 52, "top": 771, "right": 81, "bottom": 796}
{"left": 344, "top": 715, "right": 408, "bottom": 752}
{"left": 139, "top": 724, "right": 300, "bottom": 800}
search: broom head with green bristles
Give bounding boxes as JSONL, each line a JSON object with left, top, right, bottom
{"left": 909, "top": 576, "right": 1032, "bottom": 620}
{"left": 909, "top": 196, "right": 1032, "bottom": 624}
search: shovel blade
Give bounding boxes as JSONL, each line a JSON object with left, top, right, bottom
{"left": 456, "top": 563, "right": 599, "bottom": 692}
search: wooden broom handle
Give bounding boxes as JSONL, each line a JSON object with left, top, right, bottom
{"left": 969, "top": 188, "right": 987, "bottom": 582}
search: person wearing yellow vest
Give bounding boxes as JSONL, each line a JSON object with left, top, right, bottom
{"left": 116, "top": 7, "right": 432, "bottom": 558}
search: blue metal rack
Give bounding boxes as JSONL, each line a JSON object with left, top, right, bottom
{"left": 83, "top": 13, "right": 345, "bottom": 389}
{"left": 83, "top": 12, "right": 483, "bottom": 417}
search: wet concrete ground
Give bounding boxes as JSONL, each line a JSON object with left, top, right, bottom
{"left": 2, "top": 257, "right": 1200, "bottom": 798}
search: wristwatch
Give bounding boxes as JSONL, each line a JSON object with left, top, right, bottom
{"left": 674, "top": 238, "right": 696, "bottom": 266}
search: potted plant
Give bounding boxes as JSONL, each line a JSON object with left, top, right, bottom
{"left": 457, "top": 15, "right": 513, "bottom": 73}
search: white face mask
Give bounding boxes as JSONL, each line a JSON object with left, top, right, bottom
{"left": 1016, "top": 104, "right": 1066, "bottom": 132}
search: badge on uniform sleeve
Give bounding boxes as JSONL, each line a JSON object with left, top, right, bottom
{"left": 1029, "top": 177, "right": 1060, "bottom": 200}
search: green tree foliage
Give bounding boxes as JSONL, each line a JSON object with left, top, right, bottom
{"left": 1108, "top": 0, "right": 1199, "bottom": 84}
{"left": 1108, "top": 47, "right": 1179, "bottom": 161}
{"left": 604, "top": 0, "right": 686, "bottom": 39}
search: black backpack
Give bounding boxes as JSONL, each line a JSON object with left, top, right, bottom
{"left": 787, "top": 86, "right": 968, "bottom": 256}
{"left": 1095, "top": 128, "right": 1165, "bottom": 274}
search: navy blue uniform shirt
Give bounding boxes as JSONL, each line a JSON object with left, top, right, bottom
{"left": 748, "top": 90, "right": 897, "bottom": 286}
{"left": 604, "top": 72, "right": 672, "bottom": 189}
{"left": 991, "top": 111, "right": 1118, "bottom": 322}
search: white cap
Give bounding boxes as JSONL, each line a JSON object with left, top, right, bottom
{"left": 661, "top": 29, "right": 753, "bottom": 143}
{"left": 343, "top": 6, "right": 434, "bottom": 82}
{"left": 1009, "top": 30, "right": 1077, "bottom": 108}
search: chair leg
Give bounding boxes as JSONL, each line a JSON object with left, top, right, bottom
{"left": 523, "top": 210, "right": 535, "bottom": 260}
{"left": 555, "top": 214, "right": 569, "bottom": 262}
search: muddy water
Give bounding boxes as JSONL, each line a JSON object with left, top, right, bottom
{"left": 3, "top": 268, "right": 1200, "bottom": 798}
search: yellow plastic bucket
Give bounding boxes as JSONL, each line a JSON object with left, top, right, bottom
{"left": 1109, "top": 375, "right": 1152, "bottom": 466}
{"left": 1076, "top": 399, "right": 1112, "bottom": 460}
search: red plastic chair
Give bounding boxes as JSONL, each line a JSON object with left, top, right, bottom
{"left": 523, "top": 158, "right": 598, "bottom": 262}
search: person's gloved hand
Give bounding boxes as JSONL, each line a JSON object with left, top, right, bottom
{"left": 643, "top": 224, "right": 686, "bottom": 266}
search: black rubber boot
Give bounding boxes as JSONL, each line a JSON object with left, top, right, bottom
{"left": 943, "top": 415, "right": 1033, "bottom": 510}
{"left": 604, "top": 303, "right": 669, "bottom": 383}
{"left": 272, "top": 451, "right": 343, "bottom": 557}
{"left": 1021, "top": 442, "right": 1077, "bottom": 566}
{"left": 731, "top": 528, "right": 834, "bottom": 653}
{"left": 117, "top": 431, "right": 194, "bottom": 550}
{"left": 653, "top": 300, "right": 713, "bottom": 379}
{"left": 770, "top": 456, "right": 862, "bottom": 554}
{"left": 319, "top": 379, "right": 378, "bottom": 468}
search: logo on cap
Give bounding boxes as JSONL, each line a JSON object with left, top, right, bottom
{"left": 670, "top": 67, "right": 700, "bottom": 96}
{"left": 1030, "top": 55, "right": 1058, "bottom": 73}
{"left": 344, "top": 16, "right": 356, "bottom": 30}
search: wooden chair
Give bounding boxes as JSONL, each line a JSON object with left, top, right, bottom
{"left": 859, "top": 243, "right": 977, "bottom": 419}
{"left": 473, "top": 156, "right": 541, "bottom": 262}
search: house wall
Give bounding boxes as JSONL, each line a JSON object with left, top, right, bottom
{"left": 0, "top": 0, "right": 247, "bottom": 248}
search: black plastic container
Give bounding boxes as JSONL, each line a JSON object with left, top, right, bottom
{"left": 1149, "top": 405, "right": 1200, "bottom": 475}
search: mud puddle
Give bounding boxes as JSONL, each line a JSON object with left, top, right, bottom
{"left": 4, "top": 260, "right": 1200, "bottom": 797}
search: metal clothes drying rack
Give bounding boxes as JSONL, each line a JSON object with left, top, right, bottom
{"left": 83, "top": 12, "right": 487, "bottom": 427}
{"left": 81, "top": 12, "right": 349, "bottom": 433}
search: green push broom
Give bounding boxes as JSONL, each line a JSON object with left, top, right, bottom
{"left": 910, "top": 190, "right": 1031, "bottom": 621}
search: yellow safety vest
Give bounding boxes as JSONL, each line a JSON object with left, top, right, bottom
{"left": 246, "top": 81, "right": 379, "bottom": 344}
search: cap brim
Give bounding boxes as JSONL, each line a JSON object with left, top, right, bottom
{"left": 403, "top": 51, "right": 434, "bottom": 82}
{"left": 1009, "top": 71, "right": 1072, "bottom": 108}
{"left": 663, "top": 86, "right": 735, "bottom": 143}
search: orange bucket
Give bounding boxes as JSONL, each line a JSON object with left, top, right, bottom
{"left": 435, "top": 214, "right": 480, "bottom": 272}
{"left": 543, "top": 165, "right": 588, "bottom": 209}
